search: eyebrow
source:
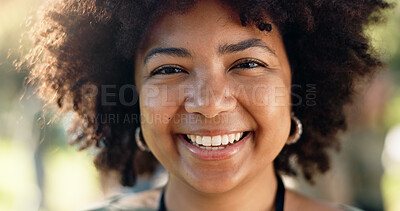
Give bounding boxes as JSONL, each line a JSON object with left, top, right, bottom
{"left": 143, "top": 38, "right": 276, "bottom": 64}
{"left": 143, "top": 48, "right": 192, "bottom": 64}
{"left": 218, "top": 38, "right": 276, "bottom": 56}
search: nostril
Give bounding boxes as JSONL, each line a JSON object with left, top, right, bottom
{"left": 183, "top": 87, "right": 237, "bottom": 118}
{"left": 203, "top": 113, "right": 218, "bottom": 118}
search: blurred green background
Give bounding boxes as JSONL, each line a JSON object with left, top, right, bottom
{"left": 1, "top": 0, "right": 400, "bottom": 210}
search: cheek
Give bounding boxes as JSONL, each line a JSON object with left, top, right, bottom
{"left": 138, "top": 84, "right": 183, "bottom": 161}
{"left": 139, "top": 84, "right": 181, "bottom": 124}
{"left": 237, "top": 76, "right": 291, "bottom": 156}
{"left": 236, "top": 75, "right": 291, "bottom": 115}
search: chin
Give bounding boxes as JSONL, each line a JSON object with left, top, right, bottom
{"left": 182, "top": 167, "right": 245, "bottom": 194}
{"left": 189, "top": 178, "right": 239, "bottom": 194}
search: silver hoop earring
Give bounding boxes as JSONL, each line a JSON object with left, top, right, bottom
{"left": 286, "top": 113, "right": 303, "bottom": 145}
{"left": 135, "top": 127, "right": 150, "bottom": 152}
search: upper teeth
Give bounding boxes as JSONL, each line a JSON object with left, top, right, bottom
{"left": 186, "top": 132, "right": 244, "bottom": 146}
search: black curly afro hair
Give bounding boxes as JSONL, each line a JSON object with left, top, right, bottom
{"left": 20, "top": 0, "right": 393, "bottom": 186}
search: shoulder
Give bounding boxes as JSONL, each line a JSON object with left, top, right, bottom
{"left": 81, "top": 188, "right": 163, "bottom": 211}
{"left": 116, "top": 187, "right": 163, "bottom": 209}
{"left": 285, "top": 189, "right": 363, "bottom": 211}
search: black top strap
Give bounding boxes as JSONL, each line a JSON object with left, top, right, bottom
{"left": 275, "top": 173, "right": 285, "bottom": 211}
{"left": 158, "top": 186, "right": 167, "bottom": 211}
{"left": 158, "top": 174, "right": 285, "bottom": 211}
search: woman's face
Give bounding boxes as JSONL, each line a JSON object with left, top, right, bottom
{"left": 135, "top": 0, "right": 292, "bottom": 193}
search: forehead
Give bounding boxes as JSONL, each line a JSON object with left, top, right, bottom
{"left": 138, "top": 0, "right": 282, "bottom": 54}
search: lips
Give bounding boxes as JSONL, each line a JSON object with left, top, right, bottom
{"left": 183, "top": 132, "right": 248, "bottom": 150}
{"left": 177, "top": 131, "right": 252, "bottom": 161}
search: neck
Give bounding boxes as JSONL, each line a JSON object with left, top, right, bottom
{"left": 165, "top": 164, "right": 278, "bottom": 211}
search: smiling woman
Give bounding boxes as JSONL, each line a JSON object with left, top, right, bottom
{"left": 20, "top": 0, "right": 392, "bottom": 210}
{"left": 135, "top": 4, "right": 292, "bottom": 206}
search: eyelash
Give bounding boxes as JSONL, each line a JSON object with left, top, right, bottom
{"left": 230, "top": 59, "right": 267, "bottom": 70}
{"left": 150, "top": 65, "right": 186, "bottom": 76}
{"left": 150, "top": 59, "right": 267, "bottom": 76}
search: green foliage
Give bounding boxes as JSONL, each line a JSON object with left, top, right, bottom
{"left": 384, "top": 88, "right": 400, "bottom": 128}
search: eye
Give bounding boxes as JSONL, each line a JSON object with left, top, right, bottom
{"left": 230, "top": 59, "right": 267, "bottom": 70}
{"left": 150, "top": 65, "right": 187, "bottom": 76}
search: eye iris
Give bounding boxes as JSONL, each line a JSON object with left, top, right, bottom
{"left": 164, "top": 68, "right": 180, "bottom": 74}
{"left": 240, "top": 62, "right": 258, "bottom": 68}
{"left": 153, "top": 67, "right": 182, "bottom": 75}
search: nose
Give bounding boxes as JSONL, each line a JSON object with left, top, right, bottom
{"left": 184, "top": 76, "right": 237, "bottom": 118}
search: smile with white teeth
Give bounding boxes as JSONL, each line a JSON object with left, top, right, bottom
{"left": 185, "top": 132, "right": 246, "bottom": 151}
